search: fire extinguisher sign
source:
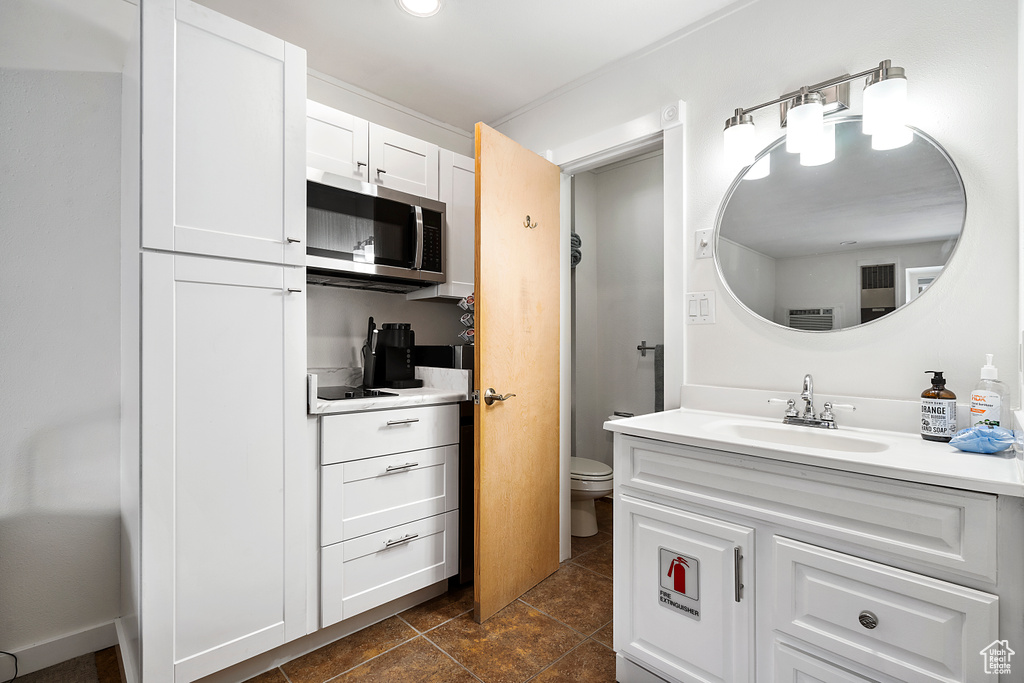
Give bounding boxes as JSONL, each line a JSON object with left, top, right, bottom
{"left": 659, "top": 547, "right": 701, "bottom": 621}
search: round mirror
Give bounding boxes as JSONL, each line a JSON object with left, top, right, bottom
{"left": 715, "top": 117, "right": 965, "bottom": 331}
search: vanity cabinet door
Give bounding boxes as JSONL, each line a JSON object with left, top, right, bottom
{"left": 368, "top": 123, "right": 439, "bottom": 199}
{"left": 616, "top": 494, "right": 754, "bottom": 683}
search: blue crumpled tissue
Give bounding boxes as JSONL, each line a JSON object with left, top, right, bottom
{"left": 949, "top": 425, "right": 1016, "bottom": 454}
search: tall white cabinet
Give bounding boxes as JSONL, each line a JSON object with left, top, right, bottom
{"left": 126, "top": 1, "right": 309, "bottom": 681}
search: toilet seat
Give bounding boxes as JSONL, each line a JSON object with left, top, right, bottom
{"left": 570, "top": 457, "right": 613, "bottom": 482}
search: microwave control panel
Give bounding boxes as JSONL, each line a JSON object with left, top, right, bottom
{"left": 421, "top": 210, "right": 443, "bottom": 273}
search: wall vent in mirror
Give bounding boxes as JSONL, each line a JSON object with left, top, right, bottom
{"left": 715, "top": 117, "right": 965, "bottom": 332}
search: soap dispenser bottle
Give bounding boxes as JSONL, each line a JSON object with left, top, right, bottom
{"left": 970, "top": 354, "right": 1009, "bottom": 427}
{"left": 921, "top": 371, "right": 957, "bottom": 442}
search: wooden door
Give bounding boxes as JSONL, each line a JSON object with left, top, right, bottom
{"left": 474, "top": 123, "right": 561, "bottom": 622}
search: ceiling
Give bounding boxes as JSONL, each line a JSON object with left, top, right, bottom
{"left": 195, "top": 0, "right": 739, "bottom": 131}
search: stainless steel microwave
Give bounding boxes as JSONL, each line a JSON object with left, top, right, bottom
{"left": 305, "top": 174, "right": 446, "bottom": 293}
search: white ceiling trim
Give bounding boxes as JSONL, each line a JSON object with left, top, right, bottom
{"left": 308, "top": 68, "right": 474, "bottom": 139}
{"left": 487, "top": 0, "right": 760, "bottom": 129}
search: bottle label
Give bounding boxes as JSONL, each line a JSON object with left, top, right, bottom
{"left": 921, "top": 399, "right": 957, "bottom": 437}
{"left": 970, "top": 391, "right": 1002, "bottom": 427}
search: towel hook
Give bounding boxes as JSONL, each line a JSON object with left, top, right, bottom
{"left": 524, "top": 215, "right": 537, "bottom": 229}
{"left": 637, "top": 341, "right": 658, "bottom": 357}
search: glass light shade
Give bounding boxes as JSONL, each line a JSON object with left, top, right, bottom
{"left": 863, "top": 77, "right": 907, "bottom": 135}
{"left": 786, "top": 100, "right": 824, "bottom": 153}
{"left": 800, "top": 123, "right": 836, "bottom": 167}
{"left": 744, "top": 153, "right": 771, "bottom": 180}
{"left": 724, "top": 121, "right": 756, "bottom": 170}
{"left": 871, "top": 125, "right": 913, "bottom": 150}
{"left": 397, "top": 0, "right": 441, "bottom": 16}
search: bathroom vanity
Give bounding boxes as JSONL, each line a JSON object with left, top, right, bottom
{"left": 607, "top": 409, "right": 1024, "bottom": 683}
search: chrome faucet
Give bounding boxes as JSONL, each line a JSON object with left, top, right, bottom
{"left": 768, "top": 374, "right": 856, "bottom": 430}
{"left": 800, "top": 374, "right": 814, "bottom": 418}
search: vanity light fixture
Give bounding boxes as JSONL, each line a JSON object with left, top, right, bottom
{"left": 397, "top": 0, "right": 441, "bottom": 17}
{"left": 723, "top": 60, "right": 910, "bottom": 172}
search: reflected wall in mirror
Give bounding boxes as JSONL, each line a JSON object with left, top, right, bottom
{"left": 715, "top": 117, "right": 965, "bottom": 331}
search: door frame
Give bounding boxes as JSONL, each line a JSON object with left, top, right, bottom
{"left": 545, "top": 101, "right": 686, "bottom": 559}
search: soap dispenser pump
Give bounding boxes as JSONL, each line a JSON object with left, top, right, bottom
{"left": 921, "top": 371, "right": 957, "bottom": 442}
{"left": 970, "top": 354, "right": 1009, "bottom": 428}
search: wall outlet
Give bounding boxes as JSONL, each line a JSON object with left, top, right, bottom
{"left": 694, "top": 230, "right": 712, "bottom": 259}
{"left": 686, "top": 291, "right": 715, "bottom": 324}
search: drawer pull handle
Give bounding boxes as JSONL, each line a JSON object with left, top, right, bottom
{"left": 384, "top": 533, "right": 419, "bottom": 548}
{"left": 386, "top": 418, "right": 420, "bottom": 426}
{"left": 858, "top": 611, "right": 878, "bottom": 629}
{"left": 385, "top": 462, "right": 419, "bottom": 472}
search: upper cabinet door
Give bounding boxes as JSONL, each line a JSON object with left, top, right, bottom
{"left": 369, "top": 123, "right": 439, "bottom": 200}
{"left": 440, "top": 150, "right": 475, "bottom": 295}
{"left": 142, "top": 0, "right": 306, "bottom": 265}
{"left": 307, "top": 101, "right": 370, "bottom": 181}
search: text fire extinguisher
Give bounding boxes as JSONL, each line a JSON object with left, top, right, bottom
{"left": 667, "top": 556, "right": 689, "bottom": 593}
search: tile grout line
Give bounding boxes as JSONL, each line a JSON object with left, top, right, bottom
{"left": 276, "top": 665, "right": 293, "bottom": 683}
{"left": 566, "top": 556, "right": 613, "bottom": 581}
{"left": 418, "top": 632, "right": 487, "bottom": 683}
{"left": 317, "top": 630, "right": 420, "bottom": 683}
{"left": 521, "top": 636, "right": 597, "bottom": 682}
{"left": 514, "top": 598, "right": 605, "bottom": 643}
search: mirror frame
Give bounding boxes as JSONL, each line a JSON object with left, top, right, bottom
{"left": 712, "top": 115, "right": 967, "bottom": 333}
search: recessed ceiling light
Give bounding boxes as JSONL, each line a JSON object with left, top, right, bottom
{"left": 397, "top": 0, "right": 441, "bottom": 17}
{"left": 840, "top": 240, "right": 858, "bottom": 245}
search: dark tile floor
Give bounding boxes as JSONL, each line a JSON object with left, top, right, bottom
{"left": 250, "top": 499, "right": 614, "bottom": 683}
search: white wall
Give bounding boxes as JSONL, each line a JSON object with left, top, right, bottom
{"left": 573, "top": 153, "right": 664, "bottom": 467}
{"left": 498, "top": 0, "right": 1020, "bottom": 409}
{"left": 717, "top": 237, "right": 775, "bottom": 321}
{"left": 0, "top": 69, "right": 122, "bottom": 656}
{"left": 307, "top": 287, "right": 467, "bottom": 369}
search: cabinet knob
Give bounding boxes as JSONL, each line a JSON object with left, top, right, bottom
{"left": 858, "top": 610, "right": 878, "bottom": 629}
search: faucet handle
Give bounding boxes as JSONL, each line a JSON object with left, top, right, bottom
{"left": 820, "top": 401, "right": 856, "bottom": 421}
{"left": 769, "top": 398, "right": 799, "bottom": 417}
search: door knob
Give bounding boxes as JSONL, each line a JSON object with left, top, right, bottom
{"left": 483, "top": 388, "right": 517, "bottom": 406}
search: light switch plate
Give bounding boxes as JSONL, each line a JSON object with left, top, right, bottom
{"left": 686, "top": 291, "right": 715, "bottom": 324}
{"left": 694, "top": 229, "right": 713, "bottom": 259}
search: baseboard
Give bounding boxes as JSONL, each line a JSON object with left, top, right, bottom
{"left": 113, "top": 618, "right": 139, "bottom": 683}
{"left": 5, "top": 621, "right": 117, "bottom": 677}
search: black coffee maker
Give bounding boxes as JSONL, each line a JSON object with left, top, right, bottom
{"left": 363, "top": 318, "right": 424, "bottom": 389}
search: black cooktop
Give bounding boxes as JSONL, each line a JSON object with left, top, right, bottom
{"left": 318, "top": 385, "right": 398, "bottom": 401}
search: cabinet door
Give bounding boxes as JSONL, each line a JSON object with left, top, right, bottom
{"left": 307, "top": 100, "right": 370, "bottom": 181}
{"left": 369, "top": 123, "right": 439, "bottom": 199}
{"left": 141, "top": 252, "right": 306, "bottom": 683}
{"left": 616, "top": 494, "right": 754, "bottom": 683}
{"left": 408, "top": 149, "right": 475, "bottom": 301}
{"left": 142, "top": 0, "right": 305, "bottom": 265}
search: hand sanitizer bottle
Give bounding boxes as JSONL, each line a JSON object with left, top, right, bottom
{"left": 970, "top": 354, "right": 1009, "bottom": 428}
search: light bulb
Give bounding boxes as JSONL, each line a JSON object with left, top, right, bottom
{"left": 800, "top": 123, "right": 836, "bottom": 167}
{"left": 863, "top": 64, "right": 907, "bottom": 135}
{"left": 786, "top": 92, "right": 824, "bottom": 154}
{"left": 744, "top": 153, "right": 771, "bottom": 180}
{"left": 871, "top": 125, "right": 913, "bottom": 150}
{"left": 724, "top": 113, "right": 756, "bottom": 171}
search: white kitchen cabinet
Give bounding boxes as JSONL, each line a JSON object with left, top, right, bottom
{"left": 613, "top": 433, "right": 1013, "bottom": 683}
{"left": 616, "top": 495, "right": 754, "bottom": 683}
{"left": 318, "top": 403, "right": 461, "bottom": 628}
{"left": 141, "top": 253, "right": 307, "bottom": 683}
{"left": 306, "top": 100, "right": 439, "bottom": 200}
{"left": 407, "top": 149, "right": 476, "bottom": 301}
{"left": 142, "top": 0, "right": 305, "bottom": 266}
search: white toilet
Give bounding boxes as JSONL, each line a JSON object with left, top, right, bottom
{"left": 570, "top": 456, "right": 614, "bottom": 537}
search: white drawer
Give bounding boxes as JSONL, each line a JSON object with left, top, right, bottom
{"left": 773, "top": 536, "right": 998, "bottom": 683}
{"left": 321, "top": 510, "right": 458, "bottom": 627}
{"left": 619, "top": 435, "right": 998, "bottom": 582}
{"left": 321, "top": 445, "right": 458, "bottom": 544}
{"left": 774, "top": 642, "right": 893, "bottom": 682}
{"left": 321, "top": 404, "right": 459, "bottom": 464}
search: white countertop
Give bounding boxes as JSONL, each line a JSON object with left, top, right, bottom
{"left": 308, "top": 366, "right": 471, "bottom": 415}
{"left": 605, "top": 408, "right": 1024, "bottom": 497}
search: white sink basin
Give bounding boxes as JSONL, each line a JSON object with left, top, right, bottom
{"left": 707, "top": 421, "right": 890, "bottom": 454}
